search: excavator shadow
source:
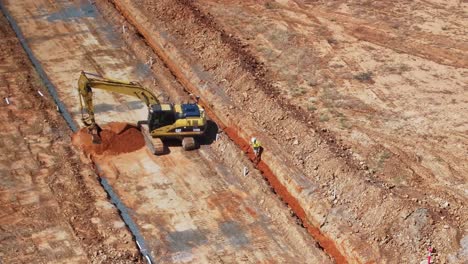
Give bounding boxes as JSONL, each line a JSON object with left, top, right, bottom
{"left": 198, "top": 120, "right": 219, "bottom": 146}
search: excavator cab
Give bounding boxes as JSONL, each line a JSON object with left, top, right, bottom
{"left": 147, "top": 103, "right": 205, "bottom": 134}
{"left": 148, "top": 104, "right": 176, "bottom": 131}
{"left": 143, "top": 102, "right": 205, "bottom": 154}
{"left": 147, "top": 103, "right": 204, "bottom": 132}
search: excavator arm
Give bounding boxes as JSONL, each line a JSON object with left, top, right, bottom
{"left": 78, "top": 71, "right": 159, "bottom": 129}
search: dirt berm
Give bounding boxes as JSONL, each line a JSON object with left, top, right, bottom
{"left": 72, "top": 122, "right": 145, "bottom": 157}
{"left": 95, "top": 0, "right": 467, "bottom": 263}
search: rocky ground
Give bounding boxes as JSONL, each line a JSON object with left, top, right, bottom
{"left": 101, "top": 0, "right": 467, "bottom": 262}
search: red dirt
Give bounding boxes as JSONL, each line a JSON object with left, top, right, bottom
{"left": 107, "top": 0, "right": 468, "bottom": 261}
{"left": 72, "top": 122, "right": 145, "bottom": 156}
{"left": 107, "top": 3, "right": 345, "bottom": 261}
{"left": 258, "top": 161, "right": 348, "bottom": 264}
{"left": 224, "top": 127, "right": 347, "bottom": 264}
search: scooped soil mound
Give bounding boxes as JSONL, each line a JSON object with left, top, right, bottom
{"left": 72, "top": 122, "right": 145, "bottom": 156}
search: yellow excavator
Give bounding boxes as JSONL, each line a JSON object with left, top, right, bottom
{"left": 78, "top": 71, "right": 206, "bottom": 154}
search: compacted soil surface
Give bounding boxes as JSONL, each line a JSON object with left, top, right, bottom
{"left": 2, "top": 0, "right": 466, "bottom": 263}
{"left": 100, "top": 0, "right": 467, "bottom": 263}
{"left": 0, "top": 11, "right": 140, "bottom": 263}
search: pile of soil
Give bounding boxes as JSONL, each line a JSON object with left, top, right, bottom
{"left": 72, "top": 122, "right": 145, "bottom": 156}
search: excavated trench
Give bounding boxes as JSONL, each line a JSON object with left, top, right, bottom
{"left": 4, "top": 0, "right": 465, "bottom": 262}
{"left": 96, "top": 2, "right": 467, "bottom": 262}
{"left": 2, "top": 0, "right": 338, "bottom": 262}
{"left": 225, "top": 127, "right": 347, "bottom": 264}
{"left": 98, "top": 0, "right": 346, "bottom": 262}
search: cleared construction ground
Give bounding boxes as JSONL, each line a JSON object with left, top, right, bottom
{"left": 0, "top": 7, "right": 139, "bottom": 263}
{"left": 1, "top": 0, "right": 467, "bottom": 263}
{"left": 1, "top": 0, "right": 329, "bottom": 263}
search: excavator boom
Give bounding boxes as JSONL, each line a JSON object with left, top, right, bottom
{"left": 78, "top": 71, "right": 159, "bottom": 128}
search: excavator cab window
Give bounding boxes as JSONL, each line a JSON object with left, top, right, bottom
{"left": 181, "top": 104, "right": 200, "bottom": 117}
{"left": 148, "top": 104, "right": 175, "bottom": 130}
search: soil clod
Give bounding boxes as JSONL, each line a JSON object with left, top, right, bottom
{"left": 72, "top": 122, "right": 145, "bottom": 156}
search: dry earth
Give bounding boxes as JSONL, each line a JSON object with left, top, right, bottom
{"left": 0, "top": 11, "right": 140, "bottom": 263}
{"left": 2, "top": 0, "right": 467, "bottom": 263}
{"left": 1, "top": 0, "right": 333, "bottom": 263}
{"left": 197, "top": 0, "right": 468, "bottom": 201}
{"left": 101, "top": 0, "right": 467, "bottom": 262}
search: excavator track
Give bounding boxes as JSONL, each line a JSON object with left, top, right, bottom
{"left": 139, "top": 123, "right": 165, "bottom": 155}
{"left": 151, "top": 137, "right": 165, "bottom": 155}
{"left": 182, "top": 137, "right": 196, "bottom": 151}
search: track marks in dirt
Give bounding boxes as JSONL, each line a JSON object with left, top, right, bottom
{"left": 102, "top": 0, "right": 348, "bottom": 262}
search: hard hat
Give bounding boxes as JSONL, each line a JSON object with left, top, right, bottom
{"left": 251, "top": 137, "right": 257, "bottom": 143}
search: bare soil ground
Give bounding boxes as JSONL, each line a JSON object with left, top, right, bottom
{"left": 197, "top": 0, "right": 468, "bottom": 200}
{"left": 3, "top": 0, "right": 466, "bottom": 262}
{"left": 0, "top": 11, "right": 140, "bottom": 264}
{"left": 2, "top": 0, "right": 333, "bottom": 263}
{"left": 72, "top": 123, "right": 145, "bottom": 156}
{"left": 105, "top": 0, "right": 467, "bottom": 262}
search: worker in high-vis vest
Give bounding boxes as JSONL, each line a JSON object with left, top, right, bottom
{"left": 251, "top": 137, "right": 262, "bottom": 163}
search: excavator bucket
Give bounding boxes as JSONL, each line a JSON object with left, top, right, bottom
{"left": 87, "top": 124, "right": 102, "bottom": 144}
